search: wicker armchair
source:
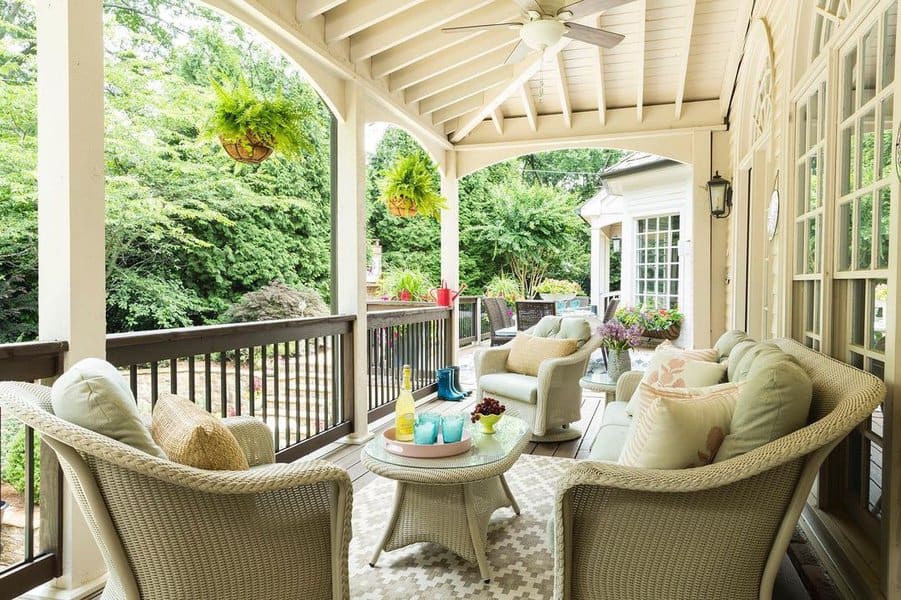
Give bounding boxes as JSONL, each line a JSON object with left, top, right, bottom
{"left": 475, "top": 316, "right": 601, "bottom": 442}
{"left": 552, "top": 339, "right": 886, "bottom": 599}
{"left": 0, "top": 382, "right": 352, "bottom": 600}
{"left": 484, "top": 296, "right": 515, "bottom": 346}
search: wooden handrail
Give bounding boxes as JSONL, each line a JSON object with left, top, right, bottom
{"left": 0, "top": 340, "right": 68, "bottom": 381}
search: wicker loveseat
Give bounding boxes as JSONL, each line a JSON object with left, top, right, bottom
{"left": 474, "top": 316, "right": 601, "bottom": 442}
{"left": 552, "top": 338, "right": 885, "bottom": 599}
{"left": 0, "top": 382, "right": 352, "bottom": 600}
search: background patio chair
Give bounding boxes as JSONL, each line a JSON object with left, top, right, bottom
{"left": 484, "top": 297, "right": 515, "bottom": 346}
{"left": 516, "top": 300, "right": 557, "bottom": 331}
{"left": 0, "top": 382, "right": 352, "bottom": 600}
{"left": 552, "top": 338, "right": 886, "bottom": 600}
{"left": 475, "top": 316, "right": 602, "bottom": 442}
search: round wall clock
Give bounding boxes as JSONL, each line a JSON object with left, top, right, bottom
{"left": 766, "top": 188, "right": 779, "bottom": 240}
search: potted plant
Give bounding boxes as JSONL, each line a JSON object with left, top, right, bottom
{"left": 535, "top": 278, "right": 582, "bottom": 301}
{"left": 379, "top": 154, "right": 447, "bottom": 219}
{"left": 379, "top": 268, "right": 432, "bottom": 301}
{"left": 598, "top": 319, "right": 642, "bottom": 381}
{"left": 470, "top": 397, "right": 506, "bottom": 434}
{"left": 484, "top": 274, "right": 523, "bottom": 308}
{"left": 208, "top": 79, "right": 314, "bottom": 164}
{"left": 615, "top": 305, "right": 684, "bottom": 340}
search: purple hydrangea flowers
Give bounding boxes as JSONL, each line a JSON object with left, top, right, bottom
{"left": 598, "top": 319, "right": 642, "bottom": 351}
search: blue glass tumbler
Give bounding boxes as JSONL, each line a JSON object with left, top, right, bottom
{"left": 413, "top": 419, "right": 438, "bottom": 445}
{"left": 441, "top": 414, "right": 465, "bottom": 444}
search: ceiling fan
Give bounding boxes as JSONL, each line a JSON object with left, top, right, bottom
{"left": 442, "top": 0, "right": 633, "bottom": 64}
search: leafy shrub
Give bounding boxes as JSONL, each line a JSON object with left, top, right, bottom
{"left": 379, "top": 268, "right": 433, "bottom": 301}
{"left": 223, "top": 281, "right": 328, "bottom": 322}
{"left": 1, "top": 426, "right": 40, "bottom": 503}
{"left": 484, "top": 274, "right": 522, "bottom": 307}
{"left": 535, "top": 278, "right": 582, "bottom": 295}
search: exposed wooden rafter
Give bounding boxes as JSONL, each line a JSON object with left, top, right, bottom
{"left": 520, "top": 83, "right": 538, "bottom": 131}
{"left": 554, "top": 52, "right": 572, "bottom": 128}
{"left": 295, "top": 0, "right": 347, "bottom": 21}
{"left": 370, "top": 2, "right": 520, "bottom": 78}
{"left": 390, "top": 32, "right": 515, "bottom": 92}
{"left": 349, "top": 0, "right": 494, "bottom": 63}
{"left": 432, "top": 95, "right": 485, "bottom": 125}
{"left": 491, "top": 107, "right": 504, "bottom": 135}
{"left": 403, "top": 50, "right": 513, "bottom": 103}
{"left": 674, "top": 0, "right": 697, "bottom": 120}
{"left": 635, "top": 0, "right": 647, "bottom": 122}
{"left": 450, "top": 39, "right": 569, "bottom": 143}
{"left": 419, "top": 68, "right": 513, "bottom": 114}
{"left": 325, "top": 0, "right": 425, "bottom": 43}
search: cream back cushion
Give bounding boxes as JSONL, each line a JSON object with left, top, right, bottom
{"left": 51, "top": 358, "right": 167, "bottom": 458}
{"left": 506, "top": 333, "right": 579, "bottom": 377}
{"left": 151, "top": 394, "right": 250, "bottom": 471}
{"left": 625, "top": 349, "right": 726, "bottom": 417}
{"left": 619, "top": 384, "right": 742, "bottom": 469}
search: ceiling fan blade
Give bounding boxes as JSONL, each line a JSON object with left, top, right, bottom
{"left": 511, "top": 0, "right": 544, "bottom": 14}
{"left": 560, "top": 0, "right": 633, "bottom": 20}
{"left": 442, "top": 23, "right": 523, "bottom": 34}
{"left": 563, "top": 22, "right": 625, "bottom": 48}
{"left": 504, "top": 40, "right": 533, "bottom": 65}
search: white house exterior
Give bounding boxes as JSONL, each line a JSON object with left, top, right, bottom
{"left": 581, "top": 154, "right": 695, "bottom": 345}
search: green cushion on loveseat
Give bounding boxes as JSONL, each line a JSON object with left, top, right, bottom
{"left": 715, "top": 343, "right": 813, "bottom": 462}
{"left": 714, "top": 330, "right": 752, "bottom": 360}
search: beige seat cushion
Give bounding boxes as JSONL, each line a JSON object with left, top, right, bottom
{"left": 589, "top": 424, "right": 630, "bottom": 462}
{"left": 479, "top": 373, "right": 538, "bottom": 404}
{"left": 601, "top": 401, "right": 631, "bottom": 427}
{"left": 619, "top": 383, "right": 742, "bottom": 469}
{"left": 151, "top": 394, "right": 250, "bottom": 470}
{"left": 51, "top": 358, "right": 167, "bottom": 459}
{"left": 505, "top": 332, "right": 579, "bottom": 377}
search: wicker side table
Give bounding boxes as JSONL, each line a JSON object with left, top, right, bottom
{"left": 361, "top": 416, "right": 531, "bottom": 583}
{"left": 579, "top": 373, "right": 619, "bottom": 403}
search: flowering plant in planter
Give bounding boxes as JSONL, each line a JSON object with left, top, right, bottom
{"left": 597, "top": 319, "right": 642, "bottom": 352}
{"left": 615, "top": 305, "right": 684, "bottom": 339}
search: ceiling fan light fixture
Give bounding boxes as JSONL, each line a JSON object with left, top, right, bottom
{"left": 520, "top": 18, "right": 566, "bottom": 50}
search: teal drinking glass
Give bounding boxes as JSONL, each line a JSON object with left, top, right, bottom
{"left": 418, "top": 412, "right": 442, "bottom": 433}
{"left": 413, "top": 419, "right": 438, "bottom": 444}
{"left": 441, "top": 414, "right": 465, "bottom": 443}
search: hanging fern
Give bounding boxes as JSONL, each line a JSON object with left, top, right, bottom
{"left": 379, "top": 154, "right": 447, "bottom": 220}
{"left": 208, "top": 78, "right": 315, "bottom": 159}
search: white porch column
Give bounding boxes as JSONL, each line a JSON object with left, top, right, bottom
{"left": 32, "top": 0, "right": 107, "bottom": 597}
{"left": 440, "top": 150, "right": 460, "bottom": 365}
{"left": 334, "top": 81, "right": 370, "bottom": 441}
{"left": 590, "top": 226, "right": 610, "bottom": 310}
{"left": 690, "top": 131, "right": 713, "bottom": 348}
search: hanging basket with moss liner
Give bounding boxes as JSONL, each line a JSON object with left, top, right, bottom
{"left": 208, "top": 78, "right": 314, "bottom": 165}
{"left": 379, "top": 154, "right": 447, "bottom": 220}
{"left": 219, "top": 133, "right": 274, "bottom": 164}
{"left": 643, "top": 322, "right": 682, "bottom": 340}
{"left": 387, "top": 196, "right": 418, "bottom": 217}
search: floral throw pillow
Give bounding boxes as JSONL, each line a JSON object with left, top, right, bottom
{"left": 625, "top": 350, "right": 726, "bottom": 417}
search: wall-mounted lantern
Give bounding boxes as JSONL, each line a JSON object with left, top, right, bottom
{"left": 707, "top": 172, "right": 733, "bottom": 219}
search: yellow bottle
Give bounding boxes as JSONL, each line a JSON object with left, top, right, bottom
{"left": 394, "top": 364, "right": 415, "bottom": 442}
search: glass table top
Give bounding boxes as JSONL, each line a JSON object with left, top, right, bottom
{"left": 364, "top": 415, "right": 529, "bottom": 470}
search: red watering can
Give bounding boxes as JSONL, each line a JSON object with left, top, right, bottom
{"left": 430, "top": 280, "right": 466, "bottom": 307}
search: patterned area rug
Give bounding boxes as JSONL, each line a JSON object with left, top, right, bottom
{"left": 349, "top": 454, "right": 573, "bottom": 599}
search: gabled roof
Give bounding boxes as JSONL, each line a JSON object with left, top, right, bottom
{"left": 599, "top": 152, "right": 677, "bottom": 179}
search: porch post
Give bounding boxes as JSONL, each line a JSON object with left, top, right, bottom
{"left": 440, "top": 150, "right": 460, "bottom": 365}
{"left": 690, "top": 132, "right": 713, "bottom": 347}
{"left": 590, "top": 226, "right": 610, "bottom": 311}
{"left": 334, "top": 81, "right": 370, "bottom": 441}
{"left": 33, "top": 0, "right": 107, "bottom": 597}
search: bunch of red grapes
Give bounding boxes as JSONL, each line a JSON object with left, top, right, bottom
{"left": 471, "top": 397, "right": 506, "bottom": 422}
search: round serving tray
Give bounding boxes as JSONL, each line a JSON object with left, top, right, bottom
{"left": 382, "top": 427, "right": 472, "bottom": 458}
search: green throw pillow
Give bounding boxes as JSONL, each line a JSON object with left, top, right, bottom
{"left": 555, "top": 318, "right": 591, "bottom": 345}
{"left": 727, "top": 340, "right": 759, "bottom": 381}
{"left": 714, "top": 348, "right": 812, "bottom": 462}
{"left": 532, "top": 316, "right": 562, "bottom": 338}
{"left": 714, "top": 330, "right": 752, "bottom": 360}
{"left": 51, "top": 358, "right": 167, "bottom": 458}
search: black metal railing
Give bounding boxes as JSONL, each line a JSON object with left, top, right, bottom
{"left": 0, "top": 341, "right": 66, "bottom": 600}
{"left": 458, "top": 296, "right": 482, "bottom": 346}
{"left": 366, "top": 307, "right": 452, "bottom": 422}
{"left": 106, "top": 315, "right": 355, "bottom": 462}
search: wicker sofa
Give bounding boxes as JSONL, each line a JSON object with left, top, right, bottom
{"left": 552, "top": 337, "right": 886, "bottom": 599}
{"left": 475, "top": 316, "right": 601, "bottom": 442}
{"left": 0, "top": 382, "right": 353, "bottom": 600}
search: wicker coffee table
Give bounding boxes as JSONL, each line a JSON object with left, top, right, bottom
{"left": 361, "top": 415, "right": 531, "bottom": 582}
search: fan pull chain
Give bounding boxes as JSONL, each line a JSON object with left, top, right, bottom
{"left": 538, "top": 61, "right": 545, "bottom": 104}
